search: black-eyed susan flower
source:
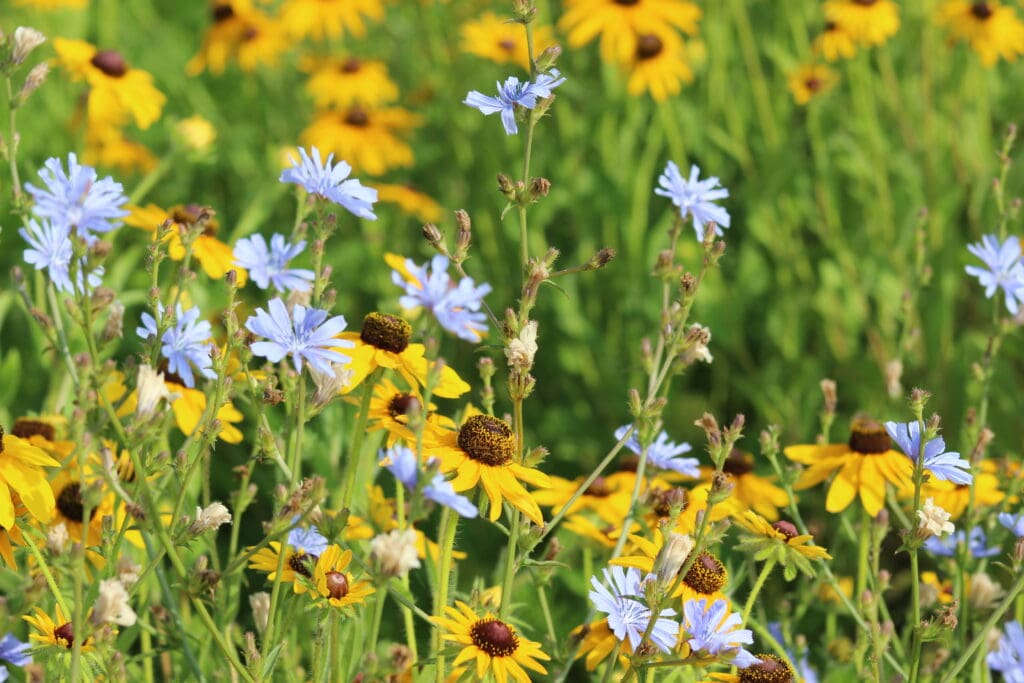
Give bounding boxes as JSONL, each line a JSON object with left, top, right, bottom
{"left": 615, "top": 536, "right": 730, "bottom": 603}
{"left": 734, "top": 511, "right": 831, "bottom": 580}
{"left": 460, "top": 12, "right": 557, "bottom": 71}
{"left": 786, "top": 418, "right": 912, "bottom": 516}
{"left": 52, "top": 38, "right": 165, "bottom": 129}
{"left": 425, "top": 413, "right": 551, "bottom": 525}
{"left": 312, "top": 544, "right": 375, "bottom": 609}
{"left": 187, "top": 1, "right": 287, "bottom": 75}
{"left": 375, "top": 184, "right": 444, "bottom": 224}
{"left": 572, "top": 619, "right": 626, "bottom": 671}
{"left": 937, "top": 1, "right": 1024, "bottom": 66}
{"left": 623, "top": 30, "right": 694, "bottom": 102}
{"left": 814, "top": 21, "right": 858, "bottom": 61}
{"left": 278, "top": 0, "right": 384, "bottom": 41}
{"left": 83, "top": 127, "right": 158, "bottom": 174}
{"left": 0, "top": 427, "right": 58, "bottom": 528}
{"left": 787, "top": 64, "right": 838, "bottom": 105}
{"left": 25, "top": 606, "right": 92, "bottom": 652}
{"left": 559, "top": 0, "right": 701, "bottom": 64}
{"left": 10, "top": 416, "right": 74, "bottom": 461}
{"left": 304, "top": 57, "right": 399, "bottom": 109}
{"left": 248, "top": 524, "right": 328, "bottom": 594}
{"left": 532, "top": 472, "right": 635, "bottom": 525}
{"left": 562, "top": 514, "right": 625, "bottom": 548}
{"left": 301, "top": 106, "right": 421, "bottom": 176}
{"left": 433, "top": 601, "right": 550, "bottom": 682}
{"left": 338, "top": 312, "right": 470, "bottom": 397}
{"left": 48, "top": 459, "right": 140, "bottom": 554}
{"left": 0, "top": 523, "right": 25, "bottom": 568}
{"left": 363, "top": 378, "right": 457, "bottom": 446}
{"left": 824, "top": 0, "right": 900, "bottom": 46}
{"left": 125, "top": 204, "right": 245, "bottom": 282}
{"left": 700, "top": 449, "right": 789, "bottom": 521}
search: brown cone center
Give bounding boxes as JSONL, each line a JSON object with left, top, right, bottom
{"left": 457, "top": 415, "right": 515, "bottom": 466}
{"left": 361, "top": 313, "right": 412, "bottom": 353}
{"left": 738, "top": 654, "right": 794, "bottom": 683}
{"left": 345, "top": 108, "right": 370, "bottom": 127}
{"left": 90, "top": 50, "right": 127, "bottom": 77}
{"left": 971, "top": 2, "right": 993, "bottom": 19}
{"left": 325, "top": 571, "right": 350, "bottom": 600}
{"left": 636, "top": 34, "right": 663, "bottom": 60}
{"left": 470, "top": 619, "right": 519, "bottom": 657}
{"left": 54, "top": 622, "right": 75, "bottom": 649}
{"left": 848, "top": 419, "right": 892, "bottom": 454}
{"left": 12, "top": 418, "right": 55, "bottom": 442}
{"left": 682, "top": 552, "right": 728, "bottom": 594}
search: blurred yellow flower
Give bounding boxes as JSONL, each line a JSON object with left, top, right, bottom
{"left": 375, "top": 184, "right": 444, "bottom": 223}
{"left": 814, "top": 20, "right": 858, "bottom": 61}
{"left": 699, "top": 449, "right": 789, "bottom": 521}
{"left": 301, "top": 106, "right": 421, "bottom": 176}
{"left": 824, "top": 0, "right": 900, "bottom": 46}
{"left": 920, "top": 459, "right": 1005, "bottom": 519}
{"left": 124, "top": 204, "right": 246, "bottom": 283}
{"left": 787, "top": 63, "right": 838, "bottom": 105}
{"left": 249, "top": 542, "right": 318, "bottom": 594}
{"left": 14, "top": 0, "right": 86, "bottom": 9}
{"left": 187, "top": 1, "right": 288, "bottom": 75}
{"left": 362, "top": 377, "right": 457, "bottom": 447}
{"left": 25, "top": 606, "right": 93, "bottom": 652}
{"left": 279, "top": 0, "right": 384, "bottom": 40}
{"left": 0, "top": 427, "right": 58, "bottom": 528}
{"left": 304, "top": 58, "right": 399, "bottom": 109}
{"left": 48, "top": 457, "right": 142, "bottom": 557}
{"left": 174, "top": 115, "right": 217, "bottom": 152}
{"left": 937, "top": 1, "right": 1024, "bottom": 66}
{"left": 83, "top": 126, "right": 158, "bottom": 173}
{"left": 573, "top": 619, "right": 626, "bottom": 671}
{"left": 623, "top": 29, "right": 694, "bottom": 102}
{"left": 559, "top": 0, "right": 701, "bottom": 64}
{"left": 9, "top": 416, "right": 74, "bottom": 461}
{"left": 460, "top": 12, "right": 557, "bottom": 71}
{"left": 532, "top": 472, "right": 635, "bottom": 524}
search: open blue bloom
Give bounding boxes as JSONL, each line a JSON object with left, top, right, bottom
{"left": 391, "top": 254, "right": 492, "bottom": 342}
{"left": 924, "top": 525, "right": 1000, "bottom": 558}
{"left": 287, "top": 523, "right": 329, "bottom": 556}
{"left": 463, "top": 70, "right": 566, "bottom": 135}
{"left": 589, "top": 566, "right": 678, "bottom": 654}
{"left": 24, "top": 153, "right": 128, "bottom": 241}
{"left": 999, "top": 512, "right": 1024, "bottom": 538}
{"left": 20, "top": 219, "right": 103, "bottom": 294}
{"left": 615, "top": 424, "right": 699, "bottom": 477}
{"left": 884, "top": 421, "right": 972, "bottom": 485}
{"left": 988, "top": 620, "right": 1024, "bottom": 682}
{"left": 378, "top": 445, "right": 478, "bottom": 518}
{"left": 0, "top": 634, "right": 31, "bottom": 669}
{"left": 682, "top": 597, "right": 760, "bottom": 667}
{"left": 233, "top": 233, "right": 314, "bottom": 293}
{"left": 966, "top": 235, "right": 1024, "bottom": 314}
{"left": 245, "top": 298, "right": 352, "bottom": 376}
{"left": 768, "top": 623, "right": 818, "bottom": 683}
{"left": 655, "top": 162, "right": 731, "bottom": 240}
{"left": 137, "top": 303, "right": 216, "bottom": 388}
{"left": 279, "top": 147, "right": 378, "bottom": 220}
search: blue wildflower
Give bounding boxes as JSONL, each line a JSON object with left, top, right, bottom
{"left": 391, "top": 254, "right": 492, "bottom": 342}
{"left": 999, "top": 512, "right": 1024, "bottom": 538}
{"left": 615, "top": 424, "right": 699, "bottom": 477}
{"left": 654, "top": 162, "right": 731, "bottom": 240}
{"left": 965, "top": 235, "right": 1024, "bottom": 314}
{"left": 378, "top": 445, "right": 478, "bottom": 518}
{"left": 279, "top": 147, "right": 378, "bottom": 220}
{"left": 463, "top": 70, "right": 566, "bottom": 135}
{"left": 136, "top": 304, "right": 216, "bottom": 388}
{"left": 233, "top": 233, "right": 315, "bottom": 293}
{"left": 24, "top": 153, "right": 128, "bottom": 241}
{"left": 245, "top": 298, "right": 353, "bottom": 376}
{"left": 768, "top": 622, "right": 818, "bottom": 683}
{"left": 883, "top": 421, "right": 972, "bottom": 485}
{"left": 682, "top": 597, "right": 760, "bottom": 667}
{"left": 988, "top": 620, "right": 1024, "bottom": 682}
{"left": 923, "top": 525, "right": 1000, "bottom": 558}
{"left": 0, "top": 634, "right": 31, "bottom": 669}
{"left": 589, "top": 566, "right": 678, "bottom": 654}
{"left": 287, "top": 523, "right": 329, "bottom": 556}
{"left": 20, "top": 219, "right": 103, "bottom": 294}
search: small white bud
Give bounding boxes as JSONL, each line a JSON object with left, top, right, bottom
{"left": 505, "top": 320, "right": 539, "bottom": 371}
{"left": 136, "top": 365, "right": 177, "bottom": 420}
{"left": 370, "top": 528, "right": 421, "bottom": 578}
{"left": 917, "top": 498, "right": 954, "bottom": 539}
{"left": 91, "top": 578, "right": 137, "bottom": 627}
{"left": 189, "top": 502, "right": 232, "bottom": 534}
{"left": 12, "top": 27, "right": 46, "bottom": 65}
{"left": 249, "top": 592, "right": 271, "bottom": 634}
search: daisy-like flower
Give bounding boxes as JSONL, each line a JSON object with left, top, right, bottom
{"left": 814, "top": 21, "right": 858, "bottom": 61}
{"left": 532, "top": 472, "right": 636, "bottom": 525}
{"left": 937, "top": 1, "right": 1024, "bottom": 66}
{"left": 124, "top": 203, "right": 244, "bottom": 282}
{"left": 459, "top": 12, "right": 558, "bottom": 71}
{"left": 787, "top": 63, "right": 839, "bottom": 105}
{"left": 624, "top": 30, "right": 694, "bottom": 102}
{"left": 379, "top": 445, "right": 479, "bottom": 518}
{"left": 919, "top": 459, "right": 1003, "bottom": 519}
{"left": 233, "top": 233, "right": 314, "bottom": 293}
{"left": 923, "top": 525, "right": 1000, "bottom": 557}
{"left": 559, "top": 0, "right": 701, "bottom": 64}
{"left": 884, "top": 420, "right": 972, "bottom": 485}
{"left": 300, "top": 106, "right": 420, "bottom": 176}
{"left": 786, "top": 417, "right": 914, "bottom": 516}
{"left": 734, "top": 511, "right": 832, "bottom": 580}
{"left": 186, "top": 1, "right": 288, "bottom": 75}
{"left": 965, "top": 234, "right": 1024, "bottom": 314}
{"left": 362, "top": 378, "right": 458, "bottom": 445}
{"left": 463, "top": 70, "right": 566, "bottom": 135}
{"left": 655, "top": 162, "right": 730, "bottom": 240}
{"left": 20, "top": 219, "right": 103, "bottom": 294}
{"left": 278, "top": 0, "right": 384, "bottom": 41}
{"left": 988, "top": 620, "right": 1024, "bottom": 680}
{"left": 589, "top": 566, "right": 678, "bottom": 653}
{"left": 572, "top": 619, "right": 627, "bottom": 671}
{"left": 0, "top": 427, "right": 58, "bottom": 528}
{"left": 24, "top": 153, "right": 128, "bottom": 241}
{"left": 0, "top": 633, "right": 31, "bottom": 678}
{"left": 313, "top": 544, "right": 376, "bottom": 609}
{"left": 824, "top": 0, "right": 900, "bottom": 46}
{"left": 700, "top": 449, "right": 790, "bottom": 521}
{"left": 83, "top": 127, "right": 158, "bottom": 174}
{"left": 25, "top": 606, "right": 92, "bottom": 652}
{"left": 279, "top": 147, "right": 378, "bottom": 220}
{"left": 917, "top": 498, "right": 955, "bottom": 538}
{"left": 616, "top": 424, "right": 699, "bottom": 477}
{"left": 245, "top": 298, "right": 353, "bottom": 375}
{"left": 303, "top": 57, "right": 398, "bottom": 109}
{"left": 248, "top": 524, "right": 328, "bottom": 594}
{"left": 391, "top": 254, "right": 492, "bottom": 342}
{"left": 432, "top": 601, "right": 550, "bottom": 682}
{"left": 999, "top": 511, "right": 1024, "bottom": 537}
{"left": 137, "top": 304, "right": 216, "bottom": 389}
{"left": 48, "top": 460, "right": 141, "bottom": 555}
{"left": 682, "top": 598, "right": 759, "bottom": 667}
{"left": 615, "top": 538, "right": 730, "bottom": 603}
{"left": 735, "top": 654, "right": 797, "bottom": 682}
{"left": 425, "top": 412, "right": 551, "bottom": 525}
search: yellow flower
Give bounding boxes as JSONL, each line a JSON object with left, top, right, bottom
{"left": 15, "top": 0, "right": 87, "bottom": 7}
{"left": 304, "top": 57, "right": 399, "bottom": 109}
{"left": 787, "top": 64, "right": 838, "bottom": 105}
{"left": 786, "top": 418, "right": 913, "bottom": 516}
{"left": 376, "top": 184, "right": 445, "bottom": 224}
{"left": 823, "top": 0, "right": 900, "bottom": 46}
{"left": 559, "top": 0, "right": 701, "bottom": 64}
{"left": 0, "top": 427, "right": 58, "bottom": 528}
{"left": 814, "top": 20, "right": 858, "bottom": 61}
{"left": 921, "top": 571, "right": 955, "bottom": 605}
{"left": 83, "top": 126, "right": 158, "bottom": 173}
{"left": 358, "top": 486, "right": 467, "bottom": 562}
{"left": 919, "top": 459, "right": 1005, "bottom": 519}
{"left": 700, "top": 450, "right": 789, "bottom": 521}
{"left": 53, "top": 38, "right": 165, "bottom": 129}
{"left": 460, "top": 12, "right": 557, "bottom": 71}
{"left": 49, "top": 457, "right": 142, "bottom": 553}
{"left": 426, "top": 412, "right": 551, "bottom": 525}
{"left": 9, "top": 416, "right": 75, "bottom": 461}
{"left": 187, "top": 1, "right": 288, "bottom": 75}
{"left": 433, "top": 601, "right": 550, "bottom": 682}
{"left": 0, "top": 524, "right": 25, "bottom": 569}
{"left": 248, "top": 541, "right": 319, "bottom": 594}
{"left": 624, "top": 29, "right": 694, "bottom": 102}
{"left": 561, "top": 514, "right": 631, "bottom": 548}
{"left": 25, "top": 605, "right": 93, "bottom": 651}
{"left": 313, "top": 544, "right": 376, "bottom": 609}
{"left": 532, "top": 472, "right": 635, "bottom": 524}
{"left": 644, "top": 482, "right": 734, "bottom": 534}
{"left": 572, "top": 619, "right": 627, "bottom": 671}
{"left": 174, "top": 115, "right": 217, "bottom": 153}
{"left": 937, "top": 1, "right": 1024, "bottom": 66}
{"left": 735, "top": 511, "right": 831, "bottom": 560}
{"left": 614, "top": 535, "right": 730, "bottom": 603}
{"left": 819, "top": 576, "right": 854, "bottom": 603}
{"left": 124, "top": 203, "right": 247, "bottom": 283}
{"left": 338, "top": 312, "right": 469, "bottom": 397}
{"left": 278, "top": 0, "right": 384, "bottom": 41}
{"left": 301, "top": 106, "right": 421, "bottom": 176}
{"left": 363, "top": 378, "right": 457, "bottom": 447}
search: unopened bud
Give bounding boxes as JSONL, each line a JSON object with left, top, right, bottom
{"left": 654, "top": 533, "right": 695, "bottom": 585}
{"left": 422, "top": 223, "right": 444, "bottom": 249}
{"left": 18, "top": 62, "right": 48, "bottom": 103}
{"left": 820, "top": 378, "right": 837, "bottom": 413}
{"left": 535, "top": 44, "right": 562, "bottom": 72}
{"left": 497, "top": 173, "right": 516, "bottom": 199}
{"left": 12, "top": 27, "right": 46, "bottom": 65}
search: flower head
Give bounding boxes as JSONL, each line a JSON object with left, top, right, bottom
{"left": 287, "top": 523, "right": 329, "bottom": 557}
{"left": 380, "top": 445, "right": 480, "bottom": 518}
{"left": 923, "top": 525, "right": 1000, "bottom": 558}
{"left": 279, "top": 147, "right": 378, "bottom": 219}
{"left": 884, "top": 420, "right": 972, "bottom": 485}
{"left": 313, "top": 544, "right": 376, "bottom": 609}
{"left": 0, "top": 634, "right": 31, "bottom": 673}
{"left": 965, "top": 234, "right": 1024, "bottom": 314}
{"left": 432, "top": 601, "right": 550, "bottom": 681}
{"left": 463, "top": 70, "right": 566, "bottom": 135}
{"left": 24, "top": 153, "right": 128, "bottom": 241}
{"left": 137, "top": 304, "right": 216, "bottom": 389}
{"left": 233, "top": 233, "right": 314, "bottom": 293}
{"left": 616, "top": 424, "right": 699, "bottom": 477}
{"left": 734, "top": 511, "right": 832, "bottom": 580}
{"left": 988, "top": 620, "right": 1024, "bottom": 681}
{"left": 999, "top": 512, "right": 1024, "bottom": 538}
{"left": 391, "top": 254, "right": 492, "bottom": 342}
{"left": 682, "top": 597, "right": 759, "bottom": 667}
{"left": 190, "top": 502, "right": 232, "bottom": 534}
{"left": 370, "top": 528, "right": 421, "bottom": 577}
{"left": 917, "top": 498, "right": 955, "bottom": 538}
{"left": 589, "top": 566, "right": 678, "bottom": 653}
{"left": 20, "top": 219, "right": 102, "bottom": 294}
{"left": 245, "top": 298, "right": 353, "bottom": 375}
{"left": 91, "top": 578, "right": 136, "bottom": 627}
{"left": 654, "top": 162, "right": 730, "bottom": 240}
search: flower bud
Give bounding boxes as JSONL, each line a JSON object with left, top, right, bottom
{"left": 653, "top": 533, "right": 694, "bottom": 585}
{"left": 12, "top": 27, "right": 45, "bottom": 65}
{"left": 249, "top": 592, "right": 271, "bottom": 634}
{"left": 91, "top": 578, "right": 137, "bottom": 627}
{"left": 189, "top": 502, "right": 232, "bottom": 534}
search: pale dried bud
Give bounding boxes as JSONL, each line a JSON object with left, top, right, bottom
{"left": 101, "top": 301, "right": 125, "bottom": 343}
{"left": 249, "top": 592, "right": 271, "bottom": 634}
{"left": 18, "top": 62, "right": 48, "bottom": 102}
{"left": 505, "top": 320, "right": 538, "bottom": 371}
{"left": 12, "top": 27, "right": 46, "bottom": 65}
{"left": 968, "top": 572, "right": 1005, "bottom": 611}
{"left": 91, "top": 578, "right": 137, "bottom": 627}
{"left": 190, "top": 502, "right": 232, "bottom": 534}
{"left": 422, "top": 223, "right": 444, "bottom": 248}
{"left": 917, "top": 498, "right": 954, "bottom": 539}
{"left": 370, "top": 528, "right": 420, "bottom": 578}
{"left": 311, "top": 362, "right": 353, "bottom": 408}
{"left": 46, "top": 522, "right": 69, "bottom": 554}
{"left": 680, "top": 323, "right": 713, "bottom": 364}
{"left": 654, "top": 533, "right": 695, "bottom": 585}
{"left": 885, "top": 359, "right": 903, "bottom": 398}
{"left": 820, "top": 379, "right": 837, "bottom": 413}
{"left": 117, "top": 558, "right": 141, "bottom": 588}
{"left": 136, "top": 365, "right": 176, "bottom": 420}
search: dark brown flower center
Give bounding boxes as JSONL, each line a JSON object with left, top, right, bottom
{"left": 498, "top": 39, "right": 517, "bottom": 52}
{"left": 848, "top": 419, "right": 891, "bottom": 454}
{"left": 470, "top": 618, "right": 519, "bottom": 657}
{"left": 824, "top": 20, "right": 838, "bottom": 32}
{"left": 852, "top": 0, "right": 877, "bottom": 5}
{"left": 324, "top": 571, "right": 350, "bottom": 599}
{"left": 170, "top": 204, "right": 218, "bottom": 236}
{"left": 723, "top": 449, "right": 754, "bottom": 476}
{"left": 361, "top": 313, "right": 412, "bottom": 353}
{"left": 12, "top": 418, "right": 55, "bottom": 442}
{"left": 457, "top": 415, "right": 515, "bottom": 466}
{"left": 739, "top": 654, "right": 794, "bottom": 683}
{"left": 971, "top": 2, "right": 993, "bottom": 19}
{"left": 646, "top": 486, "right": 686, "bottom": 519}
{"left": 0, "top": 426, "right": 4, "bottom": 455}
{"left": 682, "top": 552, "right": 727, "bottom": 594}
{"left": 90, "top": 50, "right": 127, "bottom": 77}
{"left": 54, "top": 622, "right": 75, "bottom": 649}
{"left": 288, "top": 551, "right": 317, "bottom": 579}
{"left": 772, "top": 520, "right": 799, "bottom": 540}
{"left": 388, "top": 393, "right": 422, "bottom": 419}
{"left": 345, "top": 108, "right": 370, "bottom": 127}
{"left": 242, "top": 25, "right": 260, "bottom": 41}
{"left": 341, "top": 58, "right": 362, "bottom": 73}
{"left": 636, "top": 34, "right": 663, "bottom": 60}
{"left": 212, "top": 4, "right": 234, "bottom": 21}
{"left": 585, "top": 477, "right": 612, "bottom": 498}
{"left": 57, "top": 483, "right": 95, "bottom": 523}
{"left": 614, "top": 0, "right": 640, "bottom": 5}
{"left": 805, "top": 77, "right": 823, "bottom": 92}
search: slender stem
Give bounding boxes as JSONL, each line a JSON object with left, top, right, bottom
{"left": 499, "top": 398, "right": 526, "bottom": 617}
{"left": 340, "top": 371, "right": 380, "bottom": 511}
{"left": 941, "top": 569, "right": 1024, "bottom": 683}
{"left": 537, "top": 582, "right": 557, "bottom": 645}
{"left": 740, "top": 559, "right": 776, "bottom": 625}
{"left": 367, "top": 586, "right": 388, "bottom": 657}
{"left": 4, "top": 77, "right": 23, "bottom": 204}
{"left": 518, "top": 120, "right": 537, "bottom": 270}
{"left": 907, "top": 413, "right": 927, "bottom": 683}
{"left": 434, "top": 508, "right": 459, "bottom": 683}
{"left": 19, "top": 529, "right": 71, "bottom": 615}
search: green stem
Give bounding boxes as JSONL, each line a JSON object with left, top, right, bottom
{"left": 434, "top": 508, "right": 459, "bottom": 683}
{"left": 4, "top": 77, "right": 22, "bottom": 204}
{"left": 367, "top": 585, "right": 388, "bottom": 658}
{"left": 340, "top": 371, "right": 380, "bottom": 511}
{"left": 941, "top": 570, "right": 1024, "bottom": 683}
{"left": 499, "top": 398, "right": 526, "bottom": 617}
{"left": 740, "top": 559, "right": 776, "bottom": 625}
